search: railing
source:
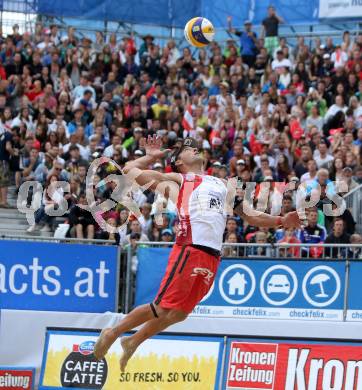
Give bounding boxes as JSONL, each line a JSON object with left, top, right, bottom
{"left": 344, "top": 184, "right": 362, "bottom": 234}
{"left": 0, "top": 234, "right": 112, "bottom": 245}
{"left": 135, "top": 241, "right": 362, "bottom": 259}
{"left": 1, "top": 8, "right": 361, "bottom": 48}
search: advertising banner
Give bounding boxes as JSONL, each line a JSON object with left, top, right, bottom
{"left": 319, "top": 0, "right": 362, "bottom": 19}
{"left": 135, "top": 248, "right": 345, "bottom": 321}
{"left": 39, "top": 328, "right": 223, "bottom": 390}
{"left": 223, "top": 339, "right": 362, "bottom": 390}
{"left": 346, "top": 261, "right": 362, "bottom": 321}
{"left": 0, "top": 366, "right": 35, "bottom": 390}
{"left": 0, "top": 240, "right": 119, "bottom": 312}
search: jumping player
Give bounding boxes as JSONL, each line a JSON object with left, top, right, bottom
{"left": 94, "top": 136, "right": 300, "bottom": 370}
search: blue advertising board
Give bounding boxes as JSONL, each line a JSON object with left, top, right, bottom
{"left": 0, "top": 240, "right": 119, "bottom": 312}
{"left": 346, "top": 261, "right": 362, "bottom": 321}
{"left": 135, "top": 247, "right": 345, "bottom": 321}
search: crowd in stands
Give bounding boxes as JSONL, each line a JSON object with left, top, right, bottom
{"left": 0, "top": 7, "right": 361, "bottom": 257}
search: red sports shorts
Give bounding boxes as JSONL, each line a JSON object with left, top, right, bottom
{"left": 154, "top": 244, "right": 220, "bottom": 313}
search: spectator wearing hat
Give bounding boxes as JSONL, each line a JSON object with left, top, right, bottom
{"left": 161, "top": 228, "right": 174, "bottom": 242}
{"left": 216, "top": 81, "right": 236, "bottom": 108}
{"left": 227, "top": 17, "right": 258, "bottom": 67}
{"left": 341, "top": 166, "right": 359, "bottom": 192}
{"left": 133, "top": 149, "right": 145, "bottom": 159}
{"left": 261, "top": 6, "right": 284, "bottom": 55}
{"left": 235, "top": 159, "right": 246, "bottom": 178}
{"left": 139, "top": 34, "right": 154, "bottom": 59}
{"left": 211, "top": 161, "right": 222, "bottom": 177}
{"left": 271, "top": 50, "right": 292, "bottom": 73}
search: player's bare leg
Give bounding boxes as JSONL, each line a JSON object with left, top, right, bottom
{"left": 94, "top": 304, "right": 156, "bottom": 359}
{"left": 119, "top": 308, "right": 188, "bottom": 371}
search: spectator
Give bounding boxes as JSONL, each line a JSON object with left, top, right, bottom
{"left": 297, "top": 207, "right": 327, "bottom": 257}
{"left": 277, "top": 227, "right": 301, "bottom": 257}
{"left": 223, "top": 232, "right": 239, "bottom": 257}
{"left": 0, "top": 125, "right": 14, "bottom": 207}
{"left": 26, "top": 174, "right": 64, "bottom": 233}
{"left": 122, "top": 219, "right": 149, "bottom": 246}
{"left": 349, "top": 234, "right": 362, "bottom": 259}
{"left": 68, "top": 193, "right": 96, "bottom": 239}
{"left": 341, "top": 166, "right": 359, "bottom": 192}
{"left": 313, "top": 141, "right": 334, "bottom": 169}
{"left": 247, "top": 231, "right": 272, "bottom": 257}
{"left": 160, "top": 228, "right": 174, "bottom": 242}
{"left": 223, "top": 216, "right": 243, "bottom": 243}
{"left": 300, "top": 159, "right": 318, "bottom": 183}
{"left": 262, "top": 6, "right": 284, "bottom": 55}
{"left": 227, "top": 18, "right": 257, "bottom": 67}
{"left": 325, "top": 218, "right": 350, "bottom": 258}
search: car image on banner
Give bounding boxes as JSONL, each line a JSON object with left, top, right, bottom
{"left": 223, "top": 338, "right": 362, "bottom": 390}
{"left": 135, "top": 248, "right": 345, "bottom": 321}
{"left": 39, "top": 328, "right": 224, "bottom": 390}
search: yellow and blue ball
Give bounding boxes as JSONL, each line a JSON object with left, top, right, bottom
{"left": 184, "top": 17, "right": 215, "bottom": 48}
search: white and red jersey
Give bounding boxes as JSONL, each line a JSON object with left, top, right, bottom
{"left": 176, "top": 173, "right": 228, "bottom": 251}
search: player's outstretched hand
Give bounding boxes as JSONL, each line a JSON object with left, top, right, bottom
{"left": 140, "top": 135, "right": 171, "bottom": 160}
{"left": 282, "top": 211, "right": 301, "bottom": 229}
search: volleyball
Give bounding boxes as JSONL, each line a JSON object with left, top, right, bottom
{"left": 184, "top": 17, "right": 215, "bottom": 47}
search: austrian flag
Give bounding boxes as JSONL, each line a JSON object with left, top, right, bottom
{"left": 182, "top": 105, "right": 194, "bottom": 131}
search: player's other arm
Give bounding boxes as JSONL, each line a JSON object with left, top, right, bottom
{"left": 234, "top": 201, "right": 301, "bottom": 229}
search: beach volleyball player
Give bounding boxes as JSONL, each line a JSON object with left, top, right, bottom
{"left": 94, "top": 136, "right": 301, "bottom": 370}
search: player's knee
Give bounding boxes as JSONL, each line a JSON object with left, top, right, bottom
{"left": 167, "top": 309, "right": 188, "bottom": 323}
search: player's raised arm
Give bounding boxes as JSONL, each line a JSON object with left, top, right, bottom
{"left": 234, "top": 198, "right": 301, "bottom": 229}
{"left": 123, "top": 135, "right": 182, "bottom": 190}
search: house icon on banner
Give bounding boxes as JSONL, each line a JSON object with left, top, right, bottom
{"left": 227, "top": 272, "right": 247, "bottom": 295}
